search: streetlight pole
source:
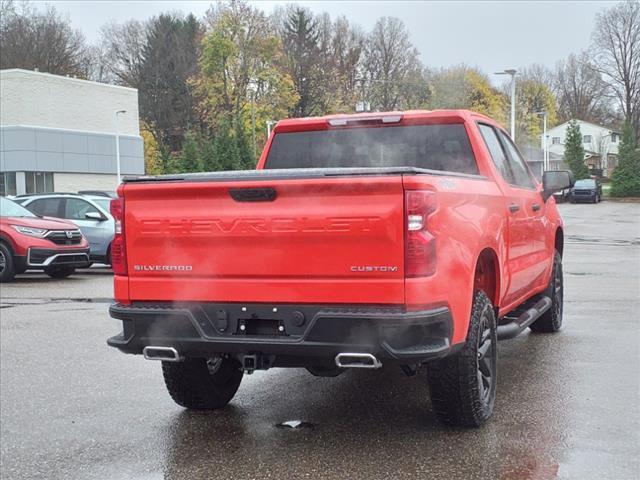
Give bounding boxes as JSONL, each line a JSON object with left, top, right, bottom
{"left": 494, "top": 69, "right": 517, "bottom": 139}
{"left": 114, "top": 110, "right": 126, "bottom": 184}
{"left": 536, "top": 111, "right": 548, "bottom": 171}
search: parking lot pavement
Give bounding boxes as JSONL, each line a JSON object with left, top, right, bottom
{"left": 1, "top": 201, "right": 638, "bottom": 480}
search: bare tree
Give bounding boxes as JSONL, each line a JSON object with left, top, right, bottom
{"left": 331, "top": 15, "right": 365, "bottom": 110}
{"left": 0, "top": 3, "right": 90, "bottom": 77}
{"left": 554, "top": 52, "right": 615, "bottom": 125}
{"left": 592, "top": 0, "right": 640, "bottom": 137}
{"left": 363, "top": 17, "right": 423, "bottom": 111}
{"left": 97, "top": 20, "right": 148, "bottom": 87}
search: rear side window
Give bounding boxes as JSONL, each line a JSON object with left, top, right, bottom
{"left": 27, "top": 198, "right": 62, "bottom": 217}
{"left": 478, "top": 124, "right": 515, "bottom": 184}
{"left": 265, "top": 124, "right": 478, "bottom": 174}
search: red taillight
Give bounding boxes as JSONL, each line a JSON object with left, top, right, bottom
{"left": 110, "top": 197, "right": 128, "bottom": 276}
{"left": 405, "top": 190, "right": 437, "bottom": 277}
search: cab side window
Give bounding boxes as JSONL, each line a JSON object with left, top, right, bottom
{"left": 498, "top": 131, "right": 535, "bottom": 189}
{"left": 478, "top": 124, "right": 515, "bottom": 184}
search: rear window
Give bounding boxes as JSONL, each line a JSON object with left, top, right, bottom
{"left": 265, "top": 124, "right": 478, "bottom": 174}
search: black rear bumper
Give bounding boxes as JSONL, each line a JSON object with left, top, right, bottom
{"left": 107, "top": 302, "right": 456, "bottom": 365}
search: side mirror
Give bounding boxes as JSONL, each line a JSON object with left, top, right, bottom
{"left": 85, "top": 211, "right": 106, "bottom": 221}
{"left": 542, "top": 170, "right": 575, "bottom": 201}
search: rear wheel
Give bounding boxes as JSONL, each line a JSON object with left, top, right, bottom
{"left": 0, "top": 243, "right": 16, "bottom": 282}
{"left": 44, "top": 266, "right": 76, "bottom": 279}
{"left": 427, "top": 291, "right": 497, "bottom": 427}
{"left": 530, "top": 251, "right": 563, "bottom": 333}
{"left": 162, "top": 357, "right": 243, "bottom": 410}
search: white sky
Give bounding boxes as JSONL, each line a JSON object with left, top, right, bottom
{"left": 44, "top": 0, "right": 614, "bottom": 84}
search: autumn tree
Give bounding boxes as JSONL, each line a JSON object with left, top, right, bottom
{"left": 0, "top": 3, "right": 90, "bottom": 77}
{"left": 199, "top": 1, "right": 296, "bottom": 168}
{"left": 514, "top": 80, "right": 558, "bottom": 145}
{"left": 564, "top": 120, "right": 590, "bottom": 179}
{"left": 429, "top": 66, "right": 507, "bottom": 125}
{"left": 592, "top": 0, "right": 640, "bottom": 138}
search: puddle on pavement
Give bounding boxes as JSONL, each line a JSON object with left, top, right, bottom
{"left": 275, "top": 420, "right": 316, "bottom": 430}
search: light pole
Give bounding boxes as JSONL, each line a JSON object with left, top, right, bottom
{"left": 536, "top": 111, "right": 548, "bottom": 171}
{"left": 114, "top": 110, "right": 126, "bottom": 184}
{"left": 494, "top": 69, "right": 517, "bottom": 139}
{"left": 266, "top": 120, "right": 277, "bottom": 138}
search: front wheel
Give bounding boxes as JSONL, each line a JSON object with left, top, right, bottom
{"left": 427, "top": 290, "right": 497, "bottom": 427}
{"left": 162, "top": 357, "right": 243, "bottom": 410}
{"left": 45, "top": 266, "right": 76, "bottom": 279}
{"left": 0, "top": 243, "right": 16, "bottom": 282}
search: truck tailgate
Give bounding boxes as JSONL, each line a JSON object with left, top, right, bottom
{"left": 122, "top": 175, "right": 405, "bottom": 304}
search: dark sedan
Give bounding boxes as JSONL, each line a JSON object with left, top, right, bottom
{"left": 570, "top": 179, "right": 602, "bottom": 203}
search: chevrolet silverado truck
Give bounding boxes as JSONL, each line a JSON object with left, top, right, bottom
{"left": 107, "top": 110, "right": 573, "bottom": 427}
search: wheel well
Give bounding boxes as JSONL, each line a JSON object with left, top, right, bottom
{"left": 0, "top": 236, "right": 14, "bottom": 255}
{"left": 555, "top": 228, "right": 564, "bottom": 257}
{"left": 474, "top": 248, "right": 500, "bottom": 307}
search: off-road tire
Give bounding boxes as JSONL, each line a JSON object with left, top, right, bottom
{"left": 427, "top": 290, "right": 497, "bottom": 427}
{"left": 162, "top": 357, "right": 243, "bottom": 410}
{"left": 0, "top": 243, "right": 16, "bottom": 283}
{"left": 44, "top": 266, "right": 76, "bottom": 279}
{"left": 530, "top": 251, "right": 563, "bottom": 333}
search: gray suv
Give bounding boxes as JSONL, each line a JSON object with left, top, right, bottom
{"left": 16, "top": 193, "right": 115, "bottom": 265}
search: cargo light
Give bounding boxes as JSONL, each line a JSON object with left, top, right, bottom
{"left": 110, "top": 197, "right": 128, "bottom": 276}
{"left": 405, "top": 190, "right": 437, "bottom": 277}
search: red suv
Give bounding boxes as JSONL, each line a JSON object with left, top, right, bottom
{"left": 0, "top": 197, "right": 90, "bottom": 282}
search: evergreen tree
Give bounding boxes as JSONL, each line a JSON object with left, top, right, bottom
{"left": 564, "top": 120, "right": 590, "bottom": 179}
{"left": 235, "top": 119, "right": 255, "bottom": 170}
{"left": 610, "top": 121, "right": 640, "bottom": 197}
{"left": 213, "top": 119, "right": 242, "bottom": 171}
{"left": 201, "top": 137, "right": 220, "bottom": 172}
{"left": 178, "top": 132, "right": 202, "bottom": 172}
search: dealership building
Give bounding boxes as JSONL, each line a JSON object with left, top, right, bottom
{"left": 0, "top": 69, "right": 144, "bottom": 196}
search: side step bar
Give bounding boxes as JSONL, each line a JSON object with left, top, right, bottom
{"left": 497, "top": 296, "right": 552, "bottom": 340}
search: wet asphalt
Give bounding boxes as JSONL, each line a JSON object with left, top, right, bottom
{"left": 1, "top": 201, "right": 639, "bottom": 480}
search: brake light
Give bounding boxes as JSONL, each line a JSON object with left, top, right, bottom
{"left": 110, "top": 197, "right": 128, "bottom": 276}
{"left": 405, "top": 190, "right": 437, "bottom": 277}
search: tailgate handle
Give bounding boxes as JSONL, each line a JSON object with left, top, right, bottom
{"left": 229, "top": 188, "right": 277, "bottom": 202}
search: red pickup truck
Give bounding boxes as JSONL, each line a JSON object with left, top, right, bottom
{"left": 107, "top": 110, "right": 573, "bottom": 427}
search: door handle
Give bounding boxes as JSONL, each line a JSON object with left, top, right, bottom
{"left": 531, "top": 203, "right": 541, "bottom": 212}
{"left": 508, "top": 203, "right": 520, "bottom": 213}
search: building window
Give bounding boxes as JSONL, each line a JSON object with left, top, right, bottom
{"left": 583, "top": 135, "right": 592, "bottom": 143}
{"left": 611, "top": 133, "right": 618, "bottom": 143}
{"left": 0, "top": 172, "right": 17, "bottom": 196}
{"left": 24, "top": 172, "right": 55, "bottom": 194}
{"left": 552, "top": 137, "right": 561, "bottom": 144}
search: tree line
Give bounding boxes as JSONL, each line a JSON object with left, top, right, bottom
{"left": 1, "top": 0, "right": 638, "bottom": 193}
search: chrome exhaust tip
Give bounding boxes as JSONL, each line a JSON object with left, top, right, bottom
{"left": 143, "top": 346, "right": 182, "bottom": 362}
{"left": 335, "top": 353, "right": 382, "bottom": 369}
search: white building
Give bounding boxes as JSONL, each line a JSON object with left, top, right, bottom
{"left": 544, "top": 119, "right": 620, "bottom": 177}
{"left": 0, "top": 69, "right": 144, "bottom": 196}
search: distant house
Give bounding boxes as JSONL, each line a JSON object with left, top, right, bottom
{"left": 544, "top": 119, "right": 620, "bottom": 177}
{"left": 519, "top": 144, "right": 566, "bottom": 180}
